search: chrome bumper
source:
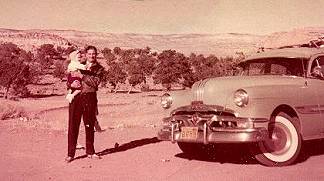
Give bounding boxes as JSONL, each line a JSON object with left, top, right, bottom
{"left": 158, "top": 122, "right": 268, "bottom": 144}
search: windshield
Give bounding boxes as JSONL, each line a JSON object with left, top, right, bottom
{"left": 237, "top": 57, "right": 307, "bottom": 77}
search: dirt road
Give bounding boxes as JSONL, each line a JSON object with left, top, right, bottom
{"left": 1, "top": 120, "right": 324, "bottom": 181}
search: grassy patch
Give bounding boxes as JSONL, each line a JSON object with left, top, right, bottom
{"left": 0, "top": 102, "right": 26, "bottom": 120}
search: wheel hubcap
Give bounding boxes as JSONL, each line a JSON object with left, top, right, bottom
{"left": 265, "top": 123, "right": 291, "bottom": 155}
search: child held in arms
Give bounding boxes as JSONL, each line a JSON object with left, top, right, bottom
{"left": 66, "top": 50, "right": 85, "bottom": 103}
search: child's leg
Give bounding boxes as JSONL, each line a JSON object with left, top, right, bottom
{"left": 72, "top": 90, "right": 81, "bottom": 97}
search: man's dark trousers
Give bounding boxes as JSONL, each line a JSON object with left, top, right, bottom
{"left": 68, "top": 92, "right": 98, "bottom": 157}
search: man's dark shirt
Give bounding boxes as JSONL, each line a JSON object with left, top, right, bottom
{"left": 81, "top": 62, "right": 104, "bottom": 93}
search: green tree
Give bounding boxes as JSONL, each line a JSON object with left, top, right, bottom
{"left": 190, "top": 54, "right": 222, "bottom": 81}
{"left": 153, "top": 50, "right": 191, "bottom": 90}
{"left": 102, "top": 48, "right": 116, "bottom": 63}
{"left": 36, "top": 44, "right": 59, "bottom": 70}
{"left": 113, "top": 47, "right": 122, "bottom": 55}
{"left": 0, "top": 43, "right": 33, "bottom": 98}
{"left": 216, "top": 56, "right": 240, "bottom": 76}
{"left": 56, "top": 46, "right": 65, "bottom": 55}
{"left": 105, "top": 62, "right": 127, "bottom": 92}
{"left": 127, "top": 48, "right": 156, "bottom": 89}
{"left": 102, "top": 47, "right": 127, "bottom": 91}
{"left": 53, "top": 59, "right": 69, "bottom": 80}
{"left": 120, "top": 49, "right": 135, "bottom": 65}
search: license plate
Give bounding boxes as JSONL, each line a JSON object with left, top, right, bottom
{"left": 180, "top": 127, "right": 198, "bottom": 140}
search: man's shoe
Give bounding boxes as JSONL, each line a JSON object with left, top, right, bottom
{"left": 87, "top": 154, "right": 102, "bottom": 160}
{"left": 65, "top": 156, "right": 74, "bottom": 163}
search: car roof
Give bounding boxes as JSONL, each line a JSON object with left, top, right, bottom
{"left": 245, "top": 47, "right": 324, "bottom": 60}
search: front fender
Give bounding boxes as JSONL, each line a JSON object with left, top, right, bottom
{"left": 227, "top": 85, "right": 302, "bottom": 119}
{"left": 162, "top": 89, "right": 192, "bottom": 116}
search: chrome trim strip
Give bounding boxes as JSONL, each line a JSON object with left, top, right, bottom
{"left": 172, "top": 127, "right": 268, "bottom": 143}
{"left": 157, "top": 127, "right": 268, "bottom": 143}
{"left": 171, "top": 123, "right": 176, "bottom": 143}
{"left": 199, "top": 79, "right": 204, "bottom": 100}
{"left": 318, "top": 105, "right": 324, "bottom": 113}
{"left": 195, "top": 78, "right": 209, "bottom": 101}
{"left": 295, "top": 105, "right": 321, "bottom": 114}
{"left": 203, "top": 122, "right": 208, "bottom": 144}
{"left": 200, "top": 78, "right": 209, "bottom": 100}
{"left": 198, "top": 80, "right": 203, "bottom": 100}
{"left": 170, "top": 104, "right": 236, "bottom": 116}
{"left": 198, "top": 80, "right": 203, "bottom": 101}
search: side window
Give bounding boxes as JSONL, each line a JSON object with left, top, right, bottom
{"left": 318, "top": 56, "right": 324, "bottom": 67}
{"left": 248, "top": 63, "right": 264, "bottom": 75}
{"left": 311, "top": 56, "right": 324, "bottom": 68}
{"left": 311, "top": 56, "right": 324, "bottom": 79}
{"left": 271, "top": 64, "right": 287, "bottom": 75}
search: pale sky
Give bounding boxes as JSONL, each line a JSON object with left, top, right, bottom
{"left": 0, "top": 0, "right": 324, "bottom": 35}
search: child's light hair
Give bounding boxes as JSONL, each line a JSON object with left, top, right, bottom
{"left": 67, "top": 50, "right": 86, "bottom": 72}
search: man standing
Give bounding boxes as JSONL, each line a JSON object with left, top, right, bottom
{"left": 65, "top": 45, "right": 105, "bottom": 162}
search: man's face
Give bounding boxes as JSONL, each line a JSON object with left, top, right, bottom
{"left": 86, "top": 49, "right": 97, "bottom": 63}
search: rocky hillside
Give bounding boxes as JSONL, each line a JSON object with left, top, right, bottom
{"left": 0, "top": 28, "right": 263, "bottom": 57}
{"left": 0, "top": 29, "right": 71, "bottom": 52}
{"left": 0, "top": 27, "right": 323, "bottom": 57}
{"left": 261, "top": 27, "right": 324, "bottom": 48}
{"left": 47, "top": 30, "right": 263, "bottom": 57}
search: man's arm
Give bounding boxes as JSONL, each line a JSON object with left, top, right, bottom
{"left": 79, "top": 69, "right": 95, "bottom": 76}
{"left": 82, "top": 65, "right": 105, "bottom": 89}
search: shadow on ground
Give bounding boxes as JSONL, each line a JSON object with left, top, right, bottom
{"left": 74, "top": 137, "right": 161, "bottom": 160}
{"left": 175, "top": 143, "right": 259, "bottom": 165}
{"left": 29, "top": 93, "right": 64, "bottom": 98}
{"left": 175, "top": 139, "right": 324, "bottom": 165}
{"left": 297, "top": 138, "right": 324, "bottom": 163}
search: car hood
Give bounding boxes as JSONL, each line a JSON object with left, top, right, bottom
{"left": 191, "top": 75, "right": 305, "bottom": 108}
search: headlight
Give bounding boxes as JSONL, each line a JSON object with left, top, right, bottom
{"left": 161, "top": 93, "right": 173, "bottom": 109}
{"left": 234, "top": 89, "right": 249, "bottom": 107}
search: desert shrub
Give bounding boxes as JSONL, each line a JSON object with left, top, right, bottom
{"left": 0, "top": 102, "right": 26, "bottom": 120}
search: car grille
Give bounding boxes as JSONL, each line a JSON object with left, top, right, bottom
{"left": 172, "top": 112, "right": 238, "bottom": 130}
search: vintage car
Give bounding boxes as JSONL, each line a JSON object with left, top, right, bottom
{"left": 157, "top": 46, "right": 324, "bottom": 166}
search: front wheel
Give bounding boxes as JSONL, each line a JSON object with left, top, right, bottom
{"left": 252, "top": 112, "right": 302, "bottom": 166}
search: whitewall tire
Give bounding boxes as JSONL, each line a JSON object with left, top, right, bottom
{"left": 253, "top": 112, "right": 302, "bottom": 166}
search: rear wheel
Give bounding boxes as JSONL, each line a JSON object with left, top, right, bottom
{"left": 253, "top": 112, "right": 302, "bottom": 166}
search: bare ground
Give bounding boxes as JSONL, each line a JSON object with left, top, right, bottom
{"left": 2, "top": 90, "right": 324, "bottom": 180}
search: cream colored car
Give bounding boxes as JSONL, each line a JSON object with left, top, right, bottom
{"left": 158, "top": 47, "right": 324, "bottom": 166}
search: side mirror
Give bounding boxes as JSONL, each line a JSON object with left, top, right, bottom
{"left": 311, "top": 66, "right": 324, "bottom": 79}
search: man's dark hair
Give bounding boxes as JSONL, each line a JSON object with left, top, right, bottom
{"left": 85, "top": 45, "right": 98, "bottom": 55}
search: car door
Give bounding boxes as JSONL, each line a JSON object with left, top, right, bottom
{"left": 308, "top": 55, "right": 324, "bottom": 134}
